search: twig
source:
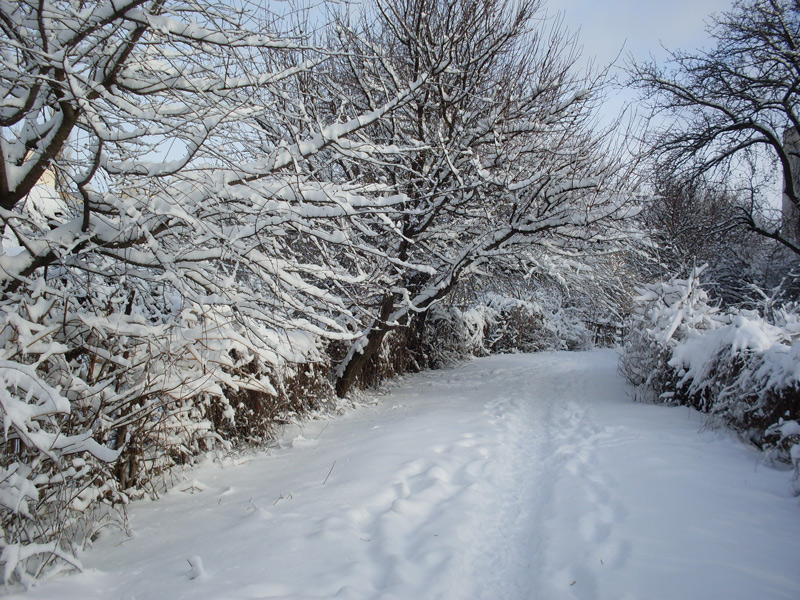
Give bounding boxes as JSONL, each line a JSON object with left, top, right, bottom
{"left": 323, "top": 460, "right": 336, "bottom": 485}
{"left": 314, "top": 422, "right": 329, "bottom": 440}
{"left": 272, "top": 492, "right": 293, "bottom": 506}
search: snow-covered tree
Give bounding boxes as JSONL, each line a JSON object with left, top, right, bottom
{"left": 0, "top": 0, "right": 423, "bottom": 583}
{"left": 325, "top": 0, "right": 635, "bottom": 396}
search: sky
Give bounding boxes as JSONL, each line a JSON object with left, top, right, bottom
{"left": 547, "top": 0, "right": 736, "bottom": 125}
{"left": 549, "top": 0, "right": 781, "bottom": 210}
{"left": 549, "top": 0, "right": 735, "bottom": 69}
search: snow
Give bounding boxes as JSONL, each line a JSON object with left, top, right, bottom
{"left": 8, "top": 350, "right": 800, "bottom": 600}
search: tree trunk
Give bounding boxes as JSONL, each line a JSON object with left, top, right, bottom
{"left": 335, "top": 296, "right": 395, "bottom": 398}
{"left": 334, "top": 271, "right": 457, "bottom": 397}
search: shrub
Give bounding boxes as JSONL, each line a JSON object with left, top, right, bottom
{"left": 0, "top": 286, "right": 336, "bottom": 584}
{"left": 420, "top": 291, "right": 598, "bottom": 369}
{"left": 621, "top": 268, "right": 800, "bottom": 479}
{"left": 619, "top": 266, "right": 724, "bottom": 402}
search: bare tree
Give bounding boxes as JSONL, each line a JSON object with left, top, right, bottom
{"left": 629, "top": 0, "right": 800, "bottom": 257}
{"left": 637, "top": 165, "right": 780, "bottom": 304}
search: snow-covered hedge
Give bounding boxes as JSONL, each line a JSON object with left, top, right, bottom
{"left": 481, "top": 293, "right": 596, "bottom": 354}
{"left": 422, "top": 292, "right": 599, "bottom": 368}
{"left": 330, "top": 289, "right": 608, "bottom": 393}
{"left": 621, "top": 268, "right": 800, "bottom": 490}
{"left": 421, "top": 304, "right": 492, "bottom": 367}
{"left": 0, "top": 284, "right": 335, "bottom": 585}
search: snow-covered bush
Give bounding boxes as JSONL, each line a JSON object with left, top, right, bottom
{"left": 0, "top": 293, "right": 123, "bottom": 586}
{"left": 420, "top": 291, "right": 599, "bottom": 369}
{"left": 620, "top": 267, "right": 725, "bottom": 402}
{"left": 668, "top": 309, "right": 800, "bottom": 440}
{"left": 421, "top": 304, "right": 494, "bottom": 368}
{"left": 482, "top": 293, "right": 594, "bottom": 354}
{"left": 0, "top": 279, "right": 340, "bottom": 584}
{"left": 210, "top": 335, "right": 336, "bottom": 446}
{"left": 622, "top": 269, "right": 800, "bottom": 477}
{"left": 765, "top": 419, "right": 800, "bottom": 493}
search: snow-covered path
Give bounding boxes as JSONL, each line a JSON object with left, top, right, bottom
{"left": 11, "top": 350, "right": 800, "bottom": 600}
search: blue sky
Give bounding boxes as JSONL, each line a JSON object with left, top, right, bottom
{"left": 548, "top": 0, "right": 781, "bottom": 208}
{"left": 542, "top": 0, "right": 737, "bottom": 129}
{"left": 549, "top": 0, "right": 735, "bottom": 68}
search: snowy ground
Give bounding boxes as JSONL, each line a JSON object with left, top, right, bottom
{"left": 9, "top": 350, "right": 800, "bottom": 600}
